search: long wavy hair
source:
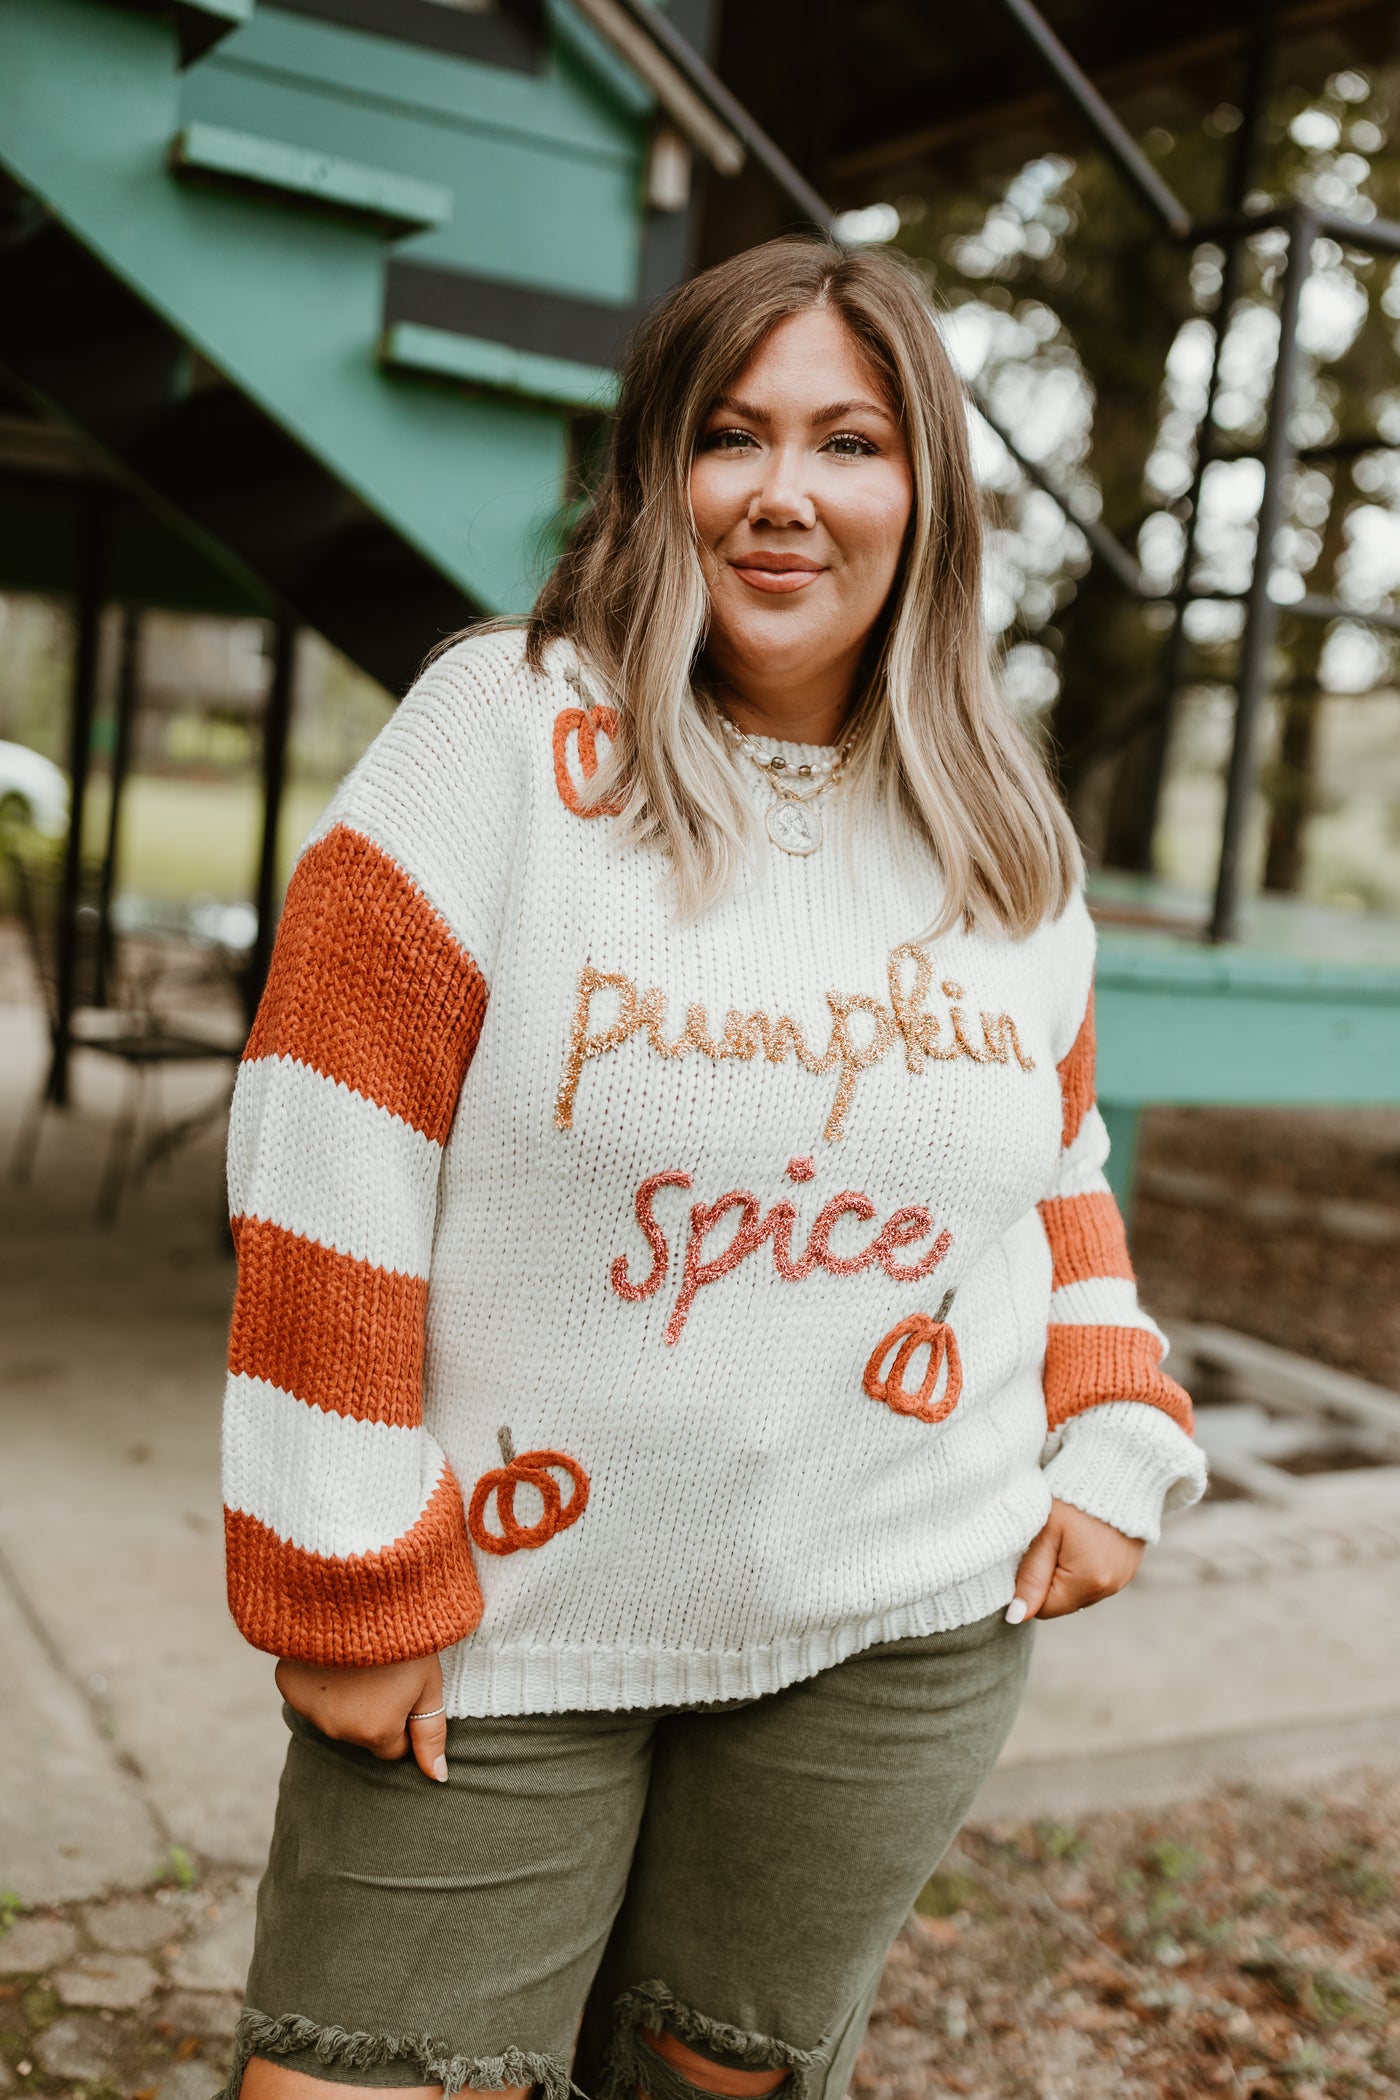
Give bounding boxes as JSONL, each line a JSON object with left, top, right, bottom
{"left": 520, "top": 237, "right": 1080, "bottom": 932}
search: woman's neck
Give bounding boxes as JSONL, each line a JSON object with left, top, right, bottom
{"left": 708, "top": 656, "right": 859, "bottom": 747}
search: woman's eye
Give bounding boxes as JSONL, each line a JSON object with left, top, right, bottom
{"left": 702, "top": 427, "right": 758, "bottom": 453}
{"left": 826, "top": 432, "right": 878, "bottom": 458}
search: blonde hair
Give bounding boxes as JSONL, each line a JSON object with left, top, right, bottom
{"left": 524, "top": 237, "right": 1081, "bottom": 933}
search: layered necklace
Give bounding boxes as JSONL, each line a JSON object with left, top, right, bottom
{"left": 718, "top": 711, "right": 854, "bottom": 858}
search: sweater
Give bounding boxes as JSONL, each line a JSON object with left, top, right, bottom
{"left": 222, "top": 630, "right": 1206, "bottom": 1713}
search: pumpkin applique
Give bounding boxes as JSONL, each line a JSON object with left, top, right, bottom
{"left": 552, "top": 701, "right": 622, "bottom": 818}
{"left": 467, "top": 1426, "right": 590, "bottom": 1556}
{"left": 863, "top": 1289, "right": 963, "bottom": 1425}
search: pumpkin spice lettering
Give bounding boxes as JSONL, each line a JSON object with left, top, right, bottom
{"left": 611, "top": 1155, "right": 953, "bottom": 1344}
{"left": 555, "top": 941, "right": 1035, "bottom": 1145}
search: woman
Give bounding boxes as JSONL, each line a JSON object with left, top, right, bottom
{"left": 221, "top": 238, "right": 1205, "bottom": 2100}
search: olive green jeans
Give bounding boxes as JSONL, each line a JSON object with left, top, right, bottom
{"left": 225, "top": 1610, "right": 1032, "bottom": 2100}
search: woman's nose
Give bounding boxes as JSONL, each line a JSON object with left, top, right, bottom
{"left": 747, "top": 454, "right": 816, "bottom": 530}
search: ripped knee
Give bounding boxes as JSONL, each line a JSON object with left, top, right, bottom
{"left": 597, "top": 1983, "right": 819, "bottom": 2100}
{"left": 641, "top": 2028, "right": 788, "bottom": 2097}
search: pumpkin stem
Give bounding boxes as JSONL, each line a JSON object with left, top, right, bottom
{"left": 497, "top": 1426, "right": 516, "bottom": 1465}
{"left": 936, "top": 1287, "right": 956, "bottom": 1322}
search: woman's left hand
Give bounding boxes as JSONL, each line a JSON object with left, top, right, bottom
{"left": 1006, "top": 1498, "right": 1145, "bottom": 1622}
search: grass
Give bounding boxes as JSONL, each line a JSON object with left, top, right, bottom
{"left": 84, "top": 773, "right": 334, "bottom": 905}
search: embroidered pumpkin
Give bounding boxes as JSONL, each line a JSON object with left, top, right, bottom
{"left": 552, "top": 703, "right": 622, "bottom": 818}
{"left": 467, "top": 1427, "right": 590, "bottom": 1556}
{"left": 863, "top": 1291, "right": 962, "bottom": 1424}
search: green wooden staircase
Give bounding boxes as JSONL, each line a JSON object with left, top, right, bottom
{"left": 0, "top": 0, "right": 697, "bottom": 690}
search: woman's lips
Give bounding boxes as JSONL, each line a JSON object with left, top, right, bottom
{"left": 730, "top": 562, "right": 823, "bottom": 594}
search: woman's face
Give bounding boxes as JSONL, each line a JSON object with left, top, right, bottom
{"left": 689, "top": 306, "right": 913, "bottom": 715}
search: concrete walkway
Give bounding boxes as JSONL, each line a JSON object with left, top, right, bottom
{"left": 3, "top": 992, "right": 1399, "bottom": 1917}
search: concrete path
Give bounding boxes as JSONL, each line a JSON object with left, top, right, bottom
{"left": 3, "top": 992, "right": 1399, "bottom": 1913}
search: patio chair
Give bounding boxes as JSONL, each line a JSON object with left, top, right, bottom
{"left": 7, "top": 846, "right": 243, "bottom": 1221}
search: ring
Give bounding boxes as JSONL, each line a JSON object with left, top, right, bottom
{"left": 407, "top": 1704, "right": 446, "bottom": 1722}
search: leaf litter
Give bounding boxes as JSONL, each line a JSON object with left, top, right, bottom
{"left": 853, "top": 1767, "right": 1400, "bottom": 2100}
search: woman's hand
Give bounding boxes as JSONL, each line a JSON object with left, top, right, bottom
{"left": 1006, "top": 1498, "right": 1144, "bottom": 1623}
{"left": 274, "top": 1652, "right": 449, "bottom": 1782}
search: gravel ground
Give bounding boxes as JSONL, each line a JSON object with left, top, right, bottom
{"left": 2, "top": 1775, "right": 1397, "bottom": 2100}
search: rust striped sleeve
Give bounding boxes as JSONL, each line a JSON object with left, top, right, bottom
{"left": 222, "top": 821, "right": 487, "bottom": 1664}
{"left": 244, "top": 822, "right": 487, "bottom": 1140}
{"left": 1036, "top": 986, "right": 1194, "bottom": 1439}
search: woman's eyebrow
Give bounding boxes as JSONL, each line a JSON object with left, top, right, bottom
{"left": 810, "top": 398, "right": 895, "bottom": 425}
{"left": 709, "top": 395, "right": 895, "bottom": 425}
{"left": 711, "top": 394, "right": 767, "bottom": 422}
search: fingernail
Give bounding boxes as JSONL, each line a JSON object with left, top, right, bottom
{"left": 1005, "top": 1598, "right": 1029, "bottom": 1625}
{"left": 433, "top": 1755, "right": 448, "bottom": 1783}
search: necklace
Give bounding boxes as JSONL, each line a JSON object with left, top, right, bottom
{"left": 717, "top": 712, "right": 853, "bottom": 858}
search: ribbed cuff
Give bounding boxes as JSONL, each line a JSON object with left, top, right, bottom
{"left": 1041, "top": 1399, "right": 1208, "bottom": 1543}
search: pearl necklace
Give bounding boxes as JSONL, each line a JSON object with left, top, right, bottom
{"left": 717, "top": 712, "right": 853, "bottom": 858}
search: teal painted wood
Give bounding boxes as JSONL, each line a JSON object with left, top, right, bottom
{"left": 1094, "top": 932, "right": 1400, "bottom": 1109}
{"left": 173, "top": 119, "right": 453, "bottom": 231}
{"left": 187, "top": 5, "right": 650, "bottom": 303}
{"left": 382, "top": 322, "right": 619, "bottom": 410}
{"left": 1097, "top": 1103, "right": 1142, "bottom": 1213}
{"left": 0, "top": 0, "right": 592, "bottom": 615}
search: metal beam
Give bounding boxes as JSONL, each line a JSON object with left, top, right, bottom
{"left": 973, "top": 393, "right": 1145, "bottom": 595}
{"left": 47, "top": 494, "right": 107, "bottom": 1107}
{"left": 1209, "top": 431, "right": 1400, "bottom": 466}
{"left": 246, "top": 616, "right": 297, "bottom": 1025}
{"left": 996, "top": 0, "right": 1193, "bottom": 240}
{"left": 1210, "top": 209, "right": 1315, "bottom": 945}
{"left": 94, "top": 603, "right": 140, "bottom": 1009}
{"left": 1288, "top": 591, "right": 1400, "bottom": 638}
{"left": 568, "top": 0, "right": 745, "bottom": 176}
{"left": 1132, "top": 18, "right": 1273, "bottom": 866}
{"left": 1315, "top": 206, "right": 1400, "bottom": 258}
{"left": 609, "top": 0, "right": 836, "bottom": 233}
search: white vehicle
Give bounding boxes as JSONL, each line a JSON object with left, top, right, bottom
{"left": 0, "top": 740, "right": 69, "bottom": 837}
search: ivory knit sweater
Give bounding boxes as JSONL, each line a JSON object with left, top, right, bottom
{"left": 222, "top": 630, "right": 1206, "bottom": 1713}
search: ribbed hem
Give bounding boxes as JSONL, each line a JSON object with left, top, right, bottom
{"left": 1041, "top": 1399, "right": 1208, "bottom": 1543}
{"left": 439, "top": 1555, "right": 1027, "bottom": 1716}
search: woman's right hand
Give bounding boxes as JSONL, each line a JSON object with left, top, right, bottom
{"left": 275, "top": 1652, "right": 449, "bottom": 1782}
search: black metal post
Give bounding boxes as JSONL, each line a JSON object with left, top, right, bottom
{"left": 1132, "top": 24, "right": 1274, "bottom": 864}
{"left": 47, "top": 496, "right": 108, "bottom": 1106}
{"left": 1209, "top": 208, "right": 1314, "bottom": 944}
{"left": 94, "top": 604, "right": 140, "bottom": 1009}
{"left": 246, "top": 615, "right": 297, "bottom": 1023}
{"left": 996, "top": 0, "right": 1193, "bottom": 239}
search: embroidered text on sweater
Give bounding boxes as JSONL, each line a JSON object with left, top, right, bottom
{"left": 555, "top": 946, "right": 1035, "bottom": 1144}
{"left": 221, "top": 630, "right": 1207, "bottom": 1710}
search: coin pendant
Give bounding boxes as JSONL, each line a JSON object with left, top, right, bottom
{"left": 766, "top": 797, "right": 822, "bottom": 856}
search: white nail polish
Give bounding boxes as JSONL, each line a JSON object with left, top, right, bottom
{"left": 1005, "top": 1598, "right": 1029, "bottom": 1625}
{"left": 433, "top": 1755, "right": 448, "bottom": 1783}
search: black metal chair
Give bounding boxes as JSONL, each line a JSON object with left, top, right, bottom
{"left": 7, "top": 845, "right": 243, "bottom": 1221}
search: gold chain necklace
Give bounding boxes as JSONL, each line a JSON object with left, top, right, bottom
{"left": 717, "top": 712, "right": 853, "bottom": 858}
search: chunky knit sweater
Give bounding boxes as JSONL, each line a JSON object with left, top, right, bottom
{"left": 222, "top": 630, "right": 1206, "bottom": 1713}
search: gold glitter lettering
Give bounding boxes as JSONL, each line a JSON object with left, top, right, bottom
{"left": 554, "top": 965, "right": 641, "bottom": 1129}
{"left": 979, "top": 1012, "right": 1036, "bottom": 1070}
{"left": 556, "top": 947, "right": 1034, "bottom": 1140}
